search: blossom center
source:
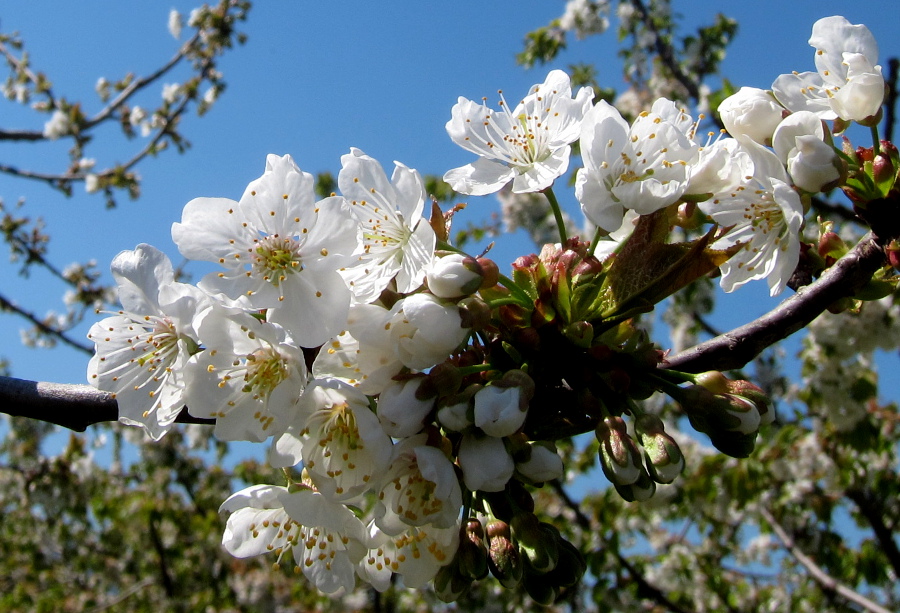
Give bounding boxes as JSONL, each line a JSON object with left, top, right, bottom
{"left": 252, "top": 235, "right": 303, "bottom": 286}
{"left": 240, "top": 347, "right": 290, "bottom": 398}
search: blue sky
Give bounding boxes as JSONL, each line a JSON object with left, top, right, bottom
{"left": 0, "top": 0, "right": 898, "bottom": 389}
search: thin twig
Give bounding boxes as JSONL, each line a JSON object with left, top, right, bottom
{"left": 550, "top": 480, "right": 698, "bottom": 613}
{"left": 0, "top": 291, "right": 93, "bottom": 354}
{"left": 759, "top": 507, "right": 892, "bottom": 613}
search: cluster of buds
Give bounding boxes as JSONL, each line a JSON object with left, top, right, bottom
{"left": 668, "top": 372, "right": 774, "bottom": 458}
{"left": 435, "top": 484, "right": 586, "bottom": 604}
{"left": 594, "top": 413, "right": 685, "bottom": 502}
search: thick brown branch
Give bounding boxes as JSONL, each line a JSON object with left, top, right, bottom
{"left": 0, "top": 375, "right": 213, "bottom": 432}
{"left": 663, "top": 230, "right": 891, "bottom": 373}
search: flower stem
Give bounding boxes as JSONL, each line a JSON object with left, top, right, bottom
{"left": 586, "top": 226, "right": 604, "bottom": 258}
{"left": 871, "top": 124, "right": 881, "bottom": 156}
{"left": 457, "top": 363, "right": 494, "bottom": 377}
{"left": 543, "top": 186, "right": 568, "bottom": 244}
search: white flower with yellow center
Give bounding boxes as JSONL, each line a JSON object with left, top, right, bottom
{"left": 772, "top": 16, "right": 884, "bottom": 123}
{"left": 576, "top": 98, "right": 696, "bottom": 232}
{"left": 172, "top": 153, "right": 357, "bottom": 347}
{"left": 87, "top": 244, "right": 209, "bottom": 440}
{"left": 220, "top": 484, "right": 368, "bottom": 595}
{"left": 185, "top": 307, "right": 307, "bottom": 442}
{"left": 444, "top": 69, "right": 593, "bottom": 195}
{"left": 375, "top": 436, "right": 463, "bottom": 536}
{"left": 338, "top": 148, "right": 436, "bottom": 304}
{"left": 700, "top": 138, "right": 804, "bottom": 296}
{"left": 359, "top": 519, "right": 460, "bottom": 591}
{"left": 269, "top": 378, "right": 394, "bottom": 504}
{"left": 311, "top": 302, "right": 404, "bottom": 395}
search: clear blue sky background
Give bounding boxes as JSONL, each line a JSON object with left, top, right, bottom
{"left": 0, "top": 0, "right": 898, "bottom": 390}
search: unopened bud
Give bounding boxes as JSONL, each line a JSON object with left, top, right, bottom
{"left": 457, "top": 295, "right": 492, "bottom": 330}
{"left": 563, "top": 320, "right": 594, "bottom": 348}
{"left": 543, "top": 537, "right": 586, "bottom": 589}
{"left": 818, "top": 231, "right": 846, "bottom": 259}
{"left": 457, "top": 519, "right": 488, "bottom": 580}
{"left": 486, "top": 520, "right": 523, "bottom": 588}
{"left": 477, "top": 257, "right": 500, "bottom": 289}
{"left": 726, "top": 380, "right": 774, "bottom": 426}
{"left": 694, "top": 370, "right": 730, "bottom": 395}
{"left": 433, "top": 559, "right": 471, "bottom": 603}
{"left": 634, "top": 414, "right": 685, "bottom": 484}
{"left": 614, "top": 467, "right": 656, "bottom": 502}
{"left": 511, "top": 514, "right": 559, "bottom": 574}
{"left": 595, "top": 416, "right": 643, "bottom": 486}
{"left": 427, "top": 253, "right": 484, "bottom": 299}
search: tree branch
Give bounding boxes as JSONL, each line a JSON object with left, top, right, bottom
{"left": 663, "top": 229, "right": 893, "bottom": 373}
{"left": 0, "top": 375, "right": 213, "bottom": 432}
{"left": 845, "top": 488, "right": 900, "bottom": 579}
{"left": 0, "top": 291, "right": 94, "bottom": 354}
{"left": 550, "top": 480, "right": 698, "bottom": 613}
{"left": 759, "top": 507, "right": 892, "bottom": 613}
{"left": 629, "top": 0, "right": 701, "bottom": 102}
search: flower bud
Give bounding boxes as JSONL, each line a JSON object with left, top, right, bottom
{"left": 726, "top": 380, "right": 774, "bottom": 426}
{"left": 512, "top": 515, "right": 559, "bottom": 574}
{"left": 543, "top": 537, "right": 586, "bottom": 589}
{"left": 437, "top": 398, "right": 473, "bottom": 432}
{"left": 457, "top": 519, "right": 488, "bottom": 580}
{"left": 457, "top": 295, "right": 492, "bottom": 330}
{"left": 595, "top": 416, "right": 643, "bottom": 486}
{"left": 476, "top": 257, "right": 500, "bottom": 289}
{"left": 473, "top": 384, "right": 528, "bottom": 437}
{"left": 818, "top": 230, "right": 846, "bottom": 259}
{"left": 390, "top": 293, "right": 468, "bottom": 370}
{"left": 458, "top": 433, "right": 515, "bottom": 492}
{"left": 786, "top": 135, "right": 843, "bottom": 193}
{"left": 426, "top": 253, "right": 484, "bottom": 299}
{"left": 563, "top": 320, "right": 594, "bottom": 348}
{"left": 433, "top": 559, "right": 472, "bottom": 603}
{"left": 718, "top": 87, "right": 784, "bottom": 145}
{"left": 486, "top": 520, "right": 523, "bottom": 588}
{"left": 634, "top": 414, "right": 684, "bottom": 484}
{"left": 516, "top": 442, "right": 564, "bottom": 484}
{"left": 377, "top": 377, "right": 434, "bottom": 438}
{"left": 614, "top": 467, "right": 656, "bottom": 502}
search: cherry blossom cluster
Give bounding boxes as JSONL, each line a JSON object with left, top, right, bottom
{"left": 87, "top": 15, "right": 895, "bottom": 601}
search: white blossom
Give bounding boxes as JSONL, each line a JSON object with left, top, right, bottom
{"left": 576, "top": 98, "right": 696, "bottom": 232}
{"left": 172, "top": 154, "right": 357, "bottom": 347}
{"left": 338, "top": 148, "right": 436, "bottom": 303}
{"left": 444, "top": 70, "right": 593, "bottom": 195}
{"left": 772, "top": 16, "right": 884, "bottom": 122}
{"left": 87, "top": 244, "right": 210, "bottom": 440}
{"left": 184, "top": 307, "right": 308, "bottom": 442}
{"left": 699, "top": 139, "right": 804, "bottom": 296}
